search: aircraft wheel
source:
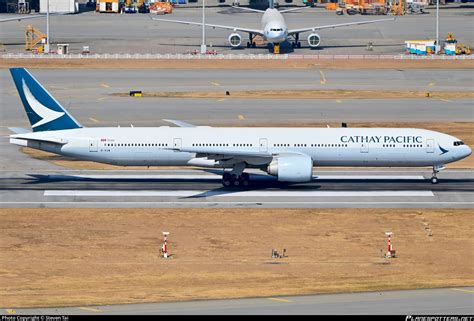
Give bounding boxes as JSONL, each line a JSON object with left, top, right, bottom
{"left": 431, "top": 176, "right": 439, "bottom": 184}
{"left": 240, "top": 173, "right": 250, "bottom": 187}
{"left": 247, "top": 42, "right": 251, "bottom": 48}
{"left": 222, "top": 173, "right": 232, "bottom": 187}
{"left": 252, "top": 42, "right": 256, "bottom": 48}
{"left": 297, "top": 42, "right": 301, "bottom": 48}
{"left": 231, "top": 174, "right": 241, "bottom": 187}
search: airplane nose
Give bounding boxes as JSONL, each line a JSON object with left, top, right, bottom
{"left": 466, "top": 145, "right": 472, "bottom": 158}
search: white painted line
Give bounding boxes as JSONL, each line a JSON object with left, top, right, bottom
{"left": 44, "top": 174, "right": 425, "bottom": 180}
{"left": 315, "top": 175, "right": 425, "bottom": 180}
{"left": 49, "top": 174, "right": 219, "bottom": 180}
{"left": 44, "top": 190, "right": 435, "bottom": 197}
{"left": 1, "top": 201, "right": 472, "bottom": 206}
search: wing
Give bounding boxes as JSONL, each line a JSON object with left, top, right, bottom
{"left": 0, "top": 15, "right": 46, "bottom": 23}
{"left": 151, "top": 17, "right": 264, "bottom": 36}
{"left": 231, "top": 6, "right": 265, "bottom": 13}
{"left": 168, "top": 145, "right": 311, "bottom": 168}
{"left": 279, "top": 7, "right": 310, "bottom": 13}
{"left": 288, "top": 17, "right": 395, "bottom": 35}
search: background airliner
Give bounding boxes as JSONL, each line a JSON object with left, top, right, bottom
{"left": 152, "top": 0, "right": 394, "bottom": 53}
{"left": 9, "top": 68, "right": 471, "bottom": 187}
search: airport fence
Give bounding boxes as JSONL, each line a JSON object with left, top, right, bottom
{"left": 2, "top": 53, "right": 473, "bottom": 60}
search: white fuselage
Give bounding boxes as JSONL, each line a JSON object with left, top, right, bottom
{"left": 11, "top": 127, "right": 471, "bottom": 168}
{"left": 261, "top": 9, "right": 288, "bottom": 44}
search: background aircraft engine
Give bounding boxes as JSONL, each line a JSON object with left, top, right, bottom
{"left": 307, "top": 33, "right": 321, "bottom": 48}
{"left": 266, "top": 154, "right": 313, "bottom": 182}
{"left": 228, "top": 33, "right": 242, "bottom": 47}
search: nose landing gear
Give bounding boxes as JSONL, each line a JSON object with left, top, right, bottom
{"left": 430, "top": 164, "right": 445, "bottom": 184}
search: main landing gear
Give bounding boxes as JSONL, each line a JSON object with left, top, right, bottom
{"left": 246, "top": 34, "right": 256, "bottom": 48}
{"left": 291, "top": 34, "right": 301, "bottom": 48}
{"left": 431, "top": 164, "right": 445, "bottom": 184}
{"left": 222, "top": 163, "right": 249, "bottom": 188}
{"left": 222, "top": 172, "right": 250, "bottom": 188}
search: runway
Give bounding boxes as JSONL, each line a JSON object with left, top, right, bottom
{"left": 1, "top": 69, "right": 472, "bottom": 209}
{"left": 4, "top": 287, "right": 473, "bottom": 315}
{"left": 1, "top": 69, "right": 473, "bottom": 129}
{"left": 1, "top": 169, "right": 473, "bottom": 208}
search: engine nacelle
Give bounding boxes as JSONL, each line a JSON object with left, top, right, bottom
{"left": 307, "top": 33, "right": 321, "bottom": 48}
{"left": 266, "top": 154, "right": 313, "bottom": 182}
{"left": 228, "top": 33, "right": 242, "bottom": 48}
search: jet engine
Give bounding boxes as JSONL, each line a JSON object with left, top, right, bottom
{"left": 266, "top": 154, "right": 313, "bottom": 182}
{"left": 307, "top": 33, "right": 321, "bottom": 48}
{"left": 228, "top": 33, "right": 242, "bottom": 47}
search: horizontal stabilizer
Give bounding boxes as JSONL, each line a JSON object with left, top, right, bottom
{"left": 8, "top": 127, "right": 30, "bottom": 134}
{"left": 10, "top": 135, "right": 68, "bottom": 146}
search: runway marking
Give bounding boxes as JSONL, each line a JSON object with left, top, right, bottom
{"left": 211, "top": 82, "right": 221, "bottom": 87}
{"left": 450, "top": 288, "right": 474, "bottom": 294}
{"left": 217, "top": 98, "right": 226, "bottom": 102}
{"left": 238, "top": 114, "right": 245, "bottom": 120}
{"left": 89, "top": 117, "right": 100, "bottom": 123}
{"left": 97, "top": 97, "right": 108, "bottom": 101}
{"left": 315, "top": 175, "right": 425, "bottom": 180}
{"left": 5, "top": 309, "right": 16, "bottom": 314}
{"left": 78, "top": 307, "right": 101, "bottom": 312}
{"left": 44, "top": 190, "right": 435, "bottom": 197}
{"left": 319, "top": 70, "right": 327, "bottom": 85}
{"left": 100, "top": 83, "right": 111, "bottom": 88}
{"left": 439, "top": 98, "right": 452, "bottom": 103}
{"left": 39, "top": 174, "right": 426, "bottom": 180}
{"left": 1, "top": 201, "right": 473, "bottom": 207}
{"left": 268, "top": 298, "right": 292, "bottom": 303}
{"left": 336, "top": 100, "right": 342, "bottom": 103}
{"left": 428, "top": 82, "right": 436, "bottom": 87}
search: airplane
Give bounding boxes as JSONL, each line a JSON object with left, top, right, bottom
{"left": 151, "top": 0, "right": 394, "bottom": 53}
{"left": 8, "top": 68, "right": 472, "bottom": 187}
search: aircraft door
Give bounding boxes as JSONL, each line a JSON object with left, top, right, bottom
{"left": 89, "top": 139, "right": 98, "bottom": 152}
{"left": 173, "top": 138, "right": 182, "bottom": 149}
{"left": 360, "top": 142, "right": 369, "bottom": 153}
{"left": 259, "top": 138, "right": 268, "bottom": 152}
{"left": 426, "top": 139, "right": 434, "bottom": 153}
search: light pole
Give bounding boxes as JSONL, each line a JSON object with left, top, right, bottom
{"left": 44, "top": 0, "right": 50, "bottom": 53}
{"left": 435, "top": 0, "right": 439, "bottom": 54}
{"left": 200, "top": 0, "right": 207, "bottom": 54}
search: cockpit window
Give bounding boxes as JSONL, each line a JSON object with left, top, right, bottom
{"left": 454, "top": 141, "right": 465, "bottom": 146}
{"left": 270, "top": 28, "right": 282, "bottom": 31}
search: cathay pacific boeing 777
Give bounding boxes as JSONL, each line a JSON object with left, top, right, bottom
{"left": 8, "top": 68, "right": 471, "bottom": 187}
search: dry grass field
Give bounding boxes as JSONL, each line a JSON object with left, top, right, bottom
{"left": 0, "top": 208, "right": 472, "bottom": 308}
{"left": 20, "top": 122, "right": 473, "bottom": 169}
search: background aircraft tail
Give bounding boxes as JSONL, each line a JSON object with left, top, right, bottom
{"left": 269, "top": 0, "right": 274, "bottom": 9}
{"left": 10, "top": 68, "right": 82, "bottom": 132}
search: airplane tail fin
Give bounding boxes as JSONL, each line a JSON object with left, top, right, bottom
{"left": 9, "top": 68, "right": 82, "bottom": 132}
